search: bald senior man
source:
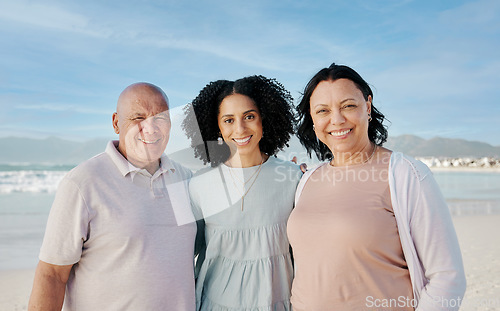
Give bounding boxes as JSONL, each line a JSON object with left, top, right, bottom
{"left": 28, "top": 83, "right": 197, "bottom": 310}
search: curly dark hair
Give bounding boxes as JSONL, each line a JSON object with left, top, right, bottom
{"left": 182, "top": 75, "right": 295, "bottom": 166}
{"left": 296, "top": 63, "right": 389, "bottom": 161}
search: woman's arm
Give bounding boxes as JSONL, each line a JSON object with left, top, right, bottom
{"left": 390, "top": 153, "right": 466, "bottom": 310}
{"left": 409, "top": 170, "right": 466, "bottom": 310}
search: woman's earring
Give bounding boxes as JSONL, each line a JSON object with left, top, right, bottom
{"left": 312, "top": 124, "right": 315, "bottom": 131}
{"left": 368, "top": 114, "right": 372, "bottom": 122}
{"left": 217, "top": 136, "right": 223, "bottom": 145}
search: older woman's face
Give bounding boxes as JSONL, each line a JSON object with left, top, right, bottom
{"left": 309, "top": 79, "right": 371, "bottom": 155}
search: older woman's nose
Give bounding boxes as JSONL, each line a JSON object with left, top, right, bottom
{"left": 330, "top": 110, "right": 346, "bottom": 125}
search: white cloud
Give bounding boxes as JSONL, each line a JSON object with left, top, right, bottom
{"left": 0, "top": 1, "right": 112, "bottom": 38}
{"left": 1, "top": 0, "right": 499, "bottom": 145}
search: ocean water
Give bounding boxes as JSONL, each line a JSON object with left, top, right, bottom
{"left": 0, "top": 164, "right": 72, "bottom": 194}
{"left": 0, "top": 164, "right": 71, "bottom": 270}
{"left": 433, "top": 171, "right": 500, "bottom": 216}
{"left": 0, "top": 193, "right": 55, "bottom": 270}
{"left": 1, "top": 164, "right": 499, "bottom": 270}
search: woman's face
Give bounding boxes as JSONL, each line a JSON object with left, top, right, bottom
{"left": 309, "top": 78, "right": 371, "bottom": 155}
{"left": 218, "top": 93, "right": 263, "bottom": 158}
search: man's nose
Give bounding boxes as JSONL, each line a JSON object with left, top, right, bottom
{"left": 140, "top": 117, "right": 157, "bottom": 133}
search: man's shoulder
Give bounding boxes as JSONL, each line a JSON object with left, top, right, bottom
{"left": 164, "top": 157, "right": 193, "bottom": 180}
{"left": 188, "top": 165, "right": 217, "bottom": 189}
{"left": 64, "top": 152, "right": 112, "bottom": 182}
{"left": 191, "top": 165, "right": 216, "bottom": 179}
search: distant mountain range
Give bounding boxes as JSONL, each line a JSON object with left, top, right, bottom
{"left": 0, "top": 137, "right": 109, "bottom": 165}
{"left": 0, "top": 135, "right": 499, "bottom": 167}
{"left": 384, "top": 135, "right": 500, "bottom": 158}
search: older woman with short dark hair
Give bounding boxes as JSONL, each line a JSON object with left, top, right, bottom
{"left": 288, "top": 63, "right": 466, "bottom": 310}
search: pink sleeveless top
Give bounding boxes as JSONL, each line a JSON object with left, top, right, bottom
{"left": 287, "top": 152, "right": 414, "bottom": 310}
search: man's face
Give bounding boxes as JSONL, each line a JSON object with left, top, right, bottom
{"left": 112, "top": 85, "right": 171, "bottom": 172}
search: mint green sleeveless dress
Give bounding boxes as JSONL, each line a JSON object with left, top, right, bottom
{"left": 189, "top": 157, "right": 301, "bottom": 311}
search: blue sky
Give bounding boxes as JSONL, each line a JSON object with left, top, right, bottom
{"left": 1, "top": 0, "right": 499, "bottom": 147}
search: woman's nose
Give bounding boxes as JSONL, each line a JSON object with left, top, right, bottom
{"left": 234, "top": 119, "right": 246, "bottom": 133}
{"left": 330, "top": 110, "right": 345, "bottom": 125}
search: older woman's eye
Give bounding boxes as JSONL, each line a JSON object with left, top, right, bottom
{"left": 342, "top": 104, "right": 357, "bottom": 109}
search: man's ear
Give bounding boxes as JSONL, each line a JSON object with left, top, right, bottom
{"left": 112, "top": 113, "right": 120, "bottom": 134}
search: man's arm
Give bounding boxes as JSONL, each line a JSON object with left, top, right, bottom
{"left": 28, "top": 260, "right": 73, "bottom": 311}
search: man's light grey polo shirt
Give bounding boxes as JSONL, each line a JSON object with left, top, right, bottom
{"left": 39, "top": 141, "right": 196, "bottom": 310}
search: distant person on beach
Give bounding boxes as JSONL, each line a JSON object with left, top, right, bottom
{"left": 287, "top": 63, "right": 466, "bottom": 310}
{"left": 28, "top": 83, "right": 197, "bottom": 310}
{"left": 182, "top": 75, "right": 301, "bottom": 310}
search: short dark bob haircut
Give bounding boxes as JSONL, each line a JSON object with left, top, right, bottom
{"left": 296, "top": 63, "right": 388, "bottom": 161}
{"left": 182, "top": 75, "right": 295, "bottom": 167}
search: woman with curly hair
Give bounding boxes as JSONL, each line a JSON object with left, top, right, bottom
{"left": 183, "top": 75, "right": 301, "bottom": 310}
{"left": 287, "top": 63, "right": 466, "bottom": 310}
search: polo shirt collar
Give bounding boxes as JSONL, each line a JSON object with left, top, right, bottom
{"left": 105, "top": 140, "right": 175, "bottom": 177}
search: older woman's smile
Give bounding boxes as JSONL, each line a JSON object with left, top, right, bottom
{"left": 329, "top": 129, "right": 352, "bottom": 137}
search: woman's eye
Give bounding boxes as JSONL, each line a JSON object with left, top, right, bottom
{"left": 342, "top": 104, "right": 357, "bottom": 109}
{"left": 245, "top": 114, "right": 255, "bottom": 120}
{"left": 316, "top": 109, "right": 327, "bottom": 114}
{"left": 224, "top": 119, "right": 233, "bottom": 124}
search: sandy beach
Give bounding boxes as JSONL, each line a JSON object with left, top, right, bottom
{"left": 453, "top": 215, "right": 500, "bottom": 310}
{"left": 0, "top": 269, "right": 34, "bottom": 311}
{"left": 1, "top": 215, "right": 499, "bottom": 310}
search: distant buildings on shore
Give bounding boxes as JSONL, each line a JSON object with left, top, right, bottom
{"left": 417, "top": 157, "right": 500, "bottom": 169}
